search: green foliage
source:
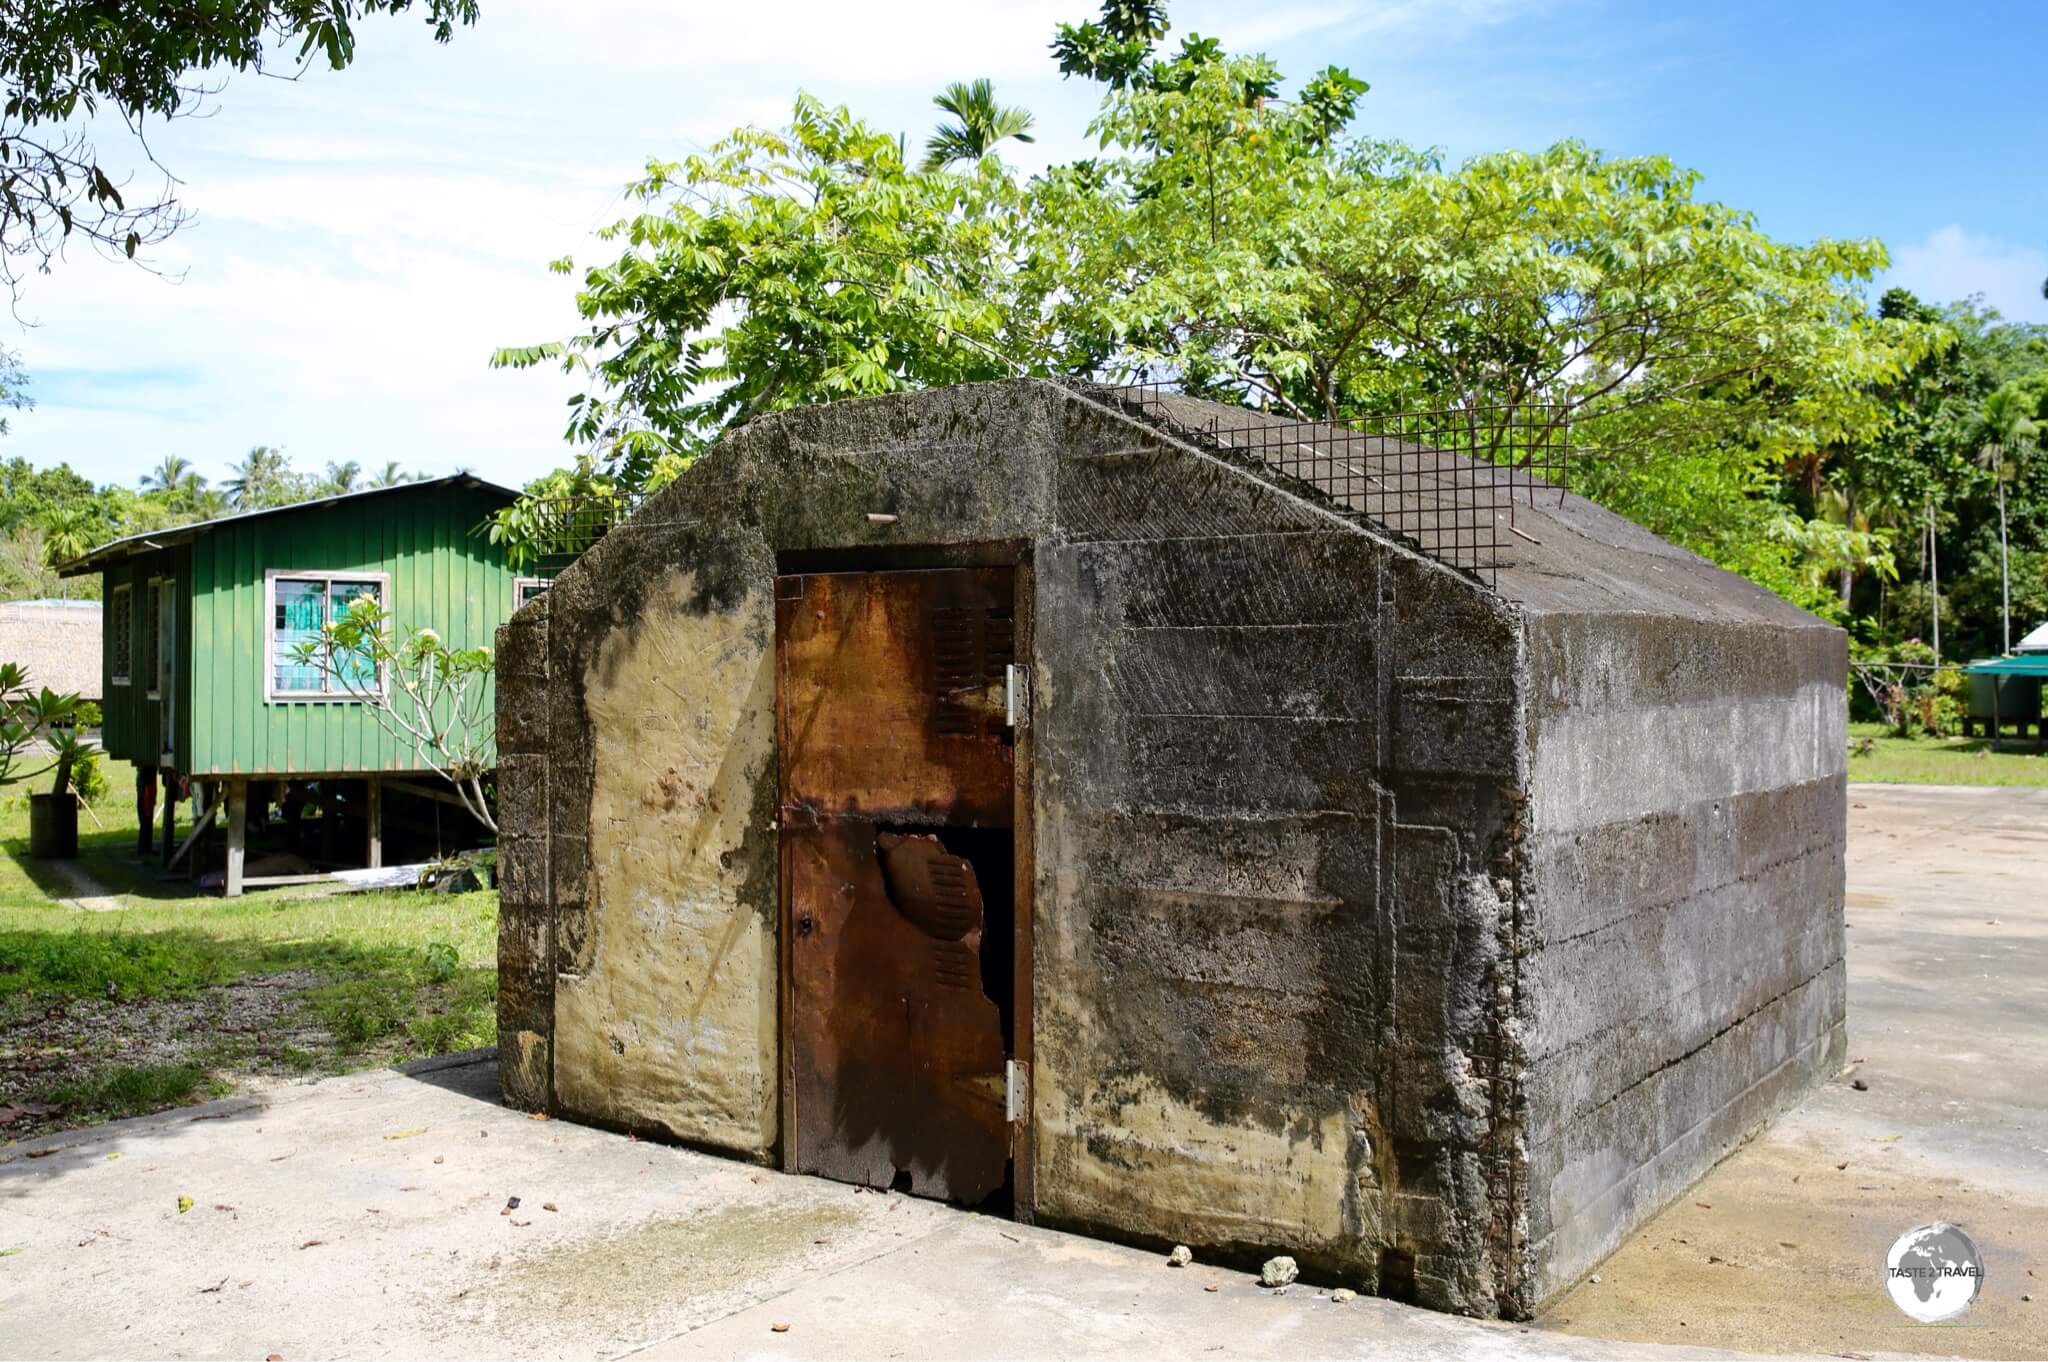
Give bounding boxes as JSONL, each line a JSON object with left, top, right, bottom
{"left": 309, "top": 955, "right": 495, "bottom": 1052}
{"left": 422, "top": 940, "right": 459, "bottom": 983}
{"left": 27, "top": 1063, "right": 222, "bottom": 1123}
{"left": 294, "top": 596, "right": 498, "bottom": 829}
{"left": 492, "top": 2, "right": 2047, "bottom": 661}
{"left": 491, "top": 96, "right": 1039, "bottom": 491}
{"left": 923, "top": 80, "right": 1035, "bottom": 171}
{"left": 70, "top": 748, "right": 107, "bottom": 807}
{"left": 0, "top": 660, "right": 94, "bottom": 795}
{"left": 0, "top": 929, "right": 230, "bottom": 999}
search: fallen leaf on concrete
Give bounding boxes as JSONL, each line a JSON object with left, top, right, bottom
{"left": 771, "top": 1323, "right": 791, "bottom": 1333}
{"left": 542, "top": 1202, "right": 558, "bottom": 1212}
{"left": 199, "top": 1279, "right": 227, "bottom": 1294}
{"left": 1331, "top": 1288, "right": 1356, "bottom": 1303}
{"left": 105, "top": 1152, "right": 120, "bottom": 1161}
{"left": 432, "top": 1156, "right": 444, "bottom": 1165}
{"left": 1872, "top": 1134, "right": 1900, "bottom": 1143}
{"left": 0, "top": 1247, "right": 21, "bottom": 1257}
{"left": 267, "top": 1353, "right": 283, "bottom": 1360}
{"left": 528, "top": 1111, "right": 550, "bottom": 1121}
{"left": 1694, "top": 1201, "right": 1712, "bottom": 1209}
{"left": 998, "top": 1232, "right": 1018, "bottom": 1243}
{"left": 1708, "top": 1255, "right": 1724, "bottom": 1264}
{"left": 25, "top": 1148, "right": 56, "bottom": 1159}
{"left": 177, "top": 1196, "right": 194, "bottom": 1214}
{"left": 298, "top": 1240, "right": 323, "bottom": 1250}
{"left": 1779, "top": 1241, "right": 1798, "bottom": 1249}
{"left": 1837, "top": 1352, "right": 1874, "bottom": 1360}
{"left": 1204, "top": 1285, "right": 1219, "bottom": 1293}
{"left": 383, "top": 1128, "right": 428, "bottom": 1141}
{"left": 1836, "top": 1162, "right": 1849, "bottom": 1170}
{"left": 510, "top": 1219, "right": 531, "bottom": 1227}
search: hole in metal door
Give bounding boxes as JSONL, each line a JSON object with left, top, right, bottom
{"left": 776, "top": 565, "right": 1025, "bottom": 1211}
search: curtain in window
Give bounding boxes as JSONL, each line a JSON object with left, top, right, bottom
{"left": 273, "top": 579, "right": 327, "bottom": 693}
{"left": 329, "top": 580, "right": 381, "bottom": 689}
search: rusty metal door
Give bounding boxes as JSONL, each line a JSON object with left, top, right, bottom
{"left": 776, "top": 567, "right": 1019, "bottom": 1206}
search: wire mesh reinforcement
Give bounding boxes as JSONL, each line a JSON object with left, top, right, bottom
{"left": 1085, "top": 382, "right": 1572, "bottom": 589}
{"left": 520, "top": 494, "right": 642, "bottom": 580}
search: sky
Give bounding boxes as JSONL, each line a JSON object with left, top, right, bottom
{"left": 7, "top": 0, "right": 2046, "bottom": 491}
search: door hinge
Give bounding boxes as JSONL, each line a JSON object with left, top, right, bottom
{"left": 1005, "top": 663, "right": 1030, "bottom": 730}
{"left": 1005, "top": 1058, "right": 1029, "bottom": 1123}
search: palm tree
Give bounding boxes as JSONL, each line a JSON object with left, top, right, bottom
{"left": 921, "top": 80, "right": 1035, "bottom": 172}
{"left": 367, "top": 461, "right": 410, "bottom": 489}
{"left": 40, "top": 508, "right": 98, "bottom": 566}
{"left": 222, "top": 445, "right": 293, "bottom": 509}
{"left": 1971, "top": 388, "right": 2040, "bottom": 654}
{"left": 325, "top": 460, "right": 362, "bottom": 495}
{"left": 139, "top": 455, "right": 192, "bottom": 494}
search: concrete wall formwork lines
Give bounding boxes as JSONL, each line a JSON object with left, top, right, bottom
{"left": 495, "top": 379, "right": 1848, "bottom": 1323}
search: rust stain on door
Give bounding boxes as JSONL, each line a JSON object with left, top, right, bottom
{"left": 776, "top": 567, "right": 1016, "bottom": 1206}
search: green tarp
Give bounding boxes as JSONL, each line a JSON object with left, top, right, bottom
{"left": 1965, "top": 654, "right": 2048, "bottom": 677}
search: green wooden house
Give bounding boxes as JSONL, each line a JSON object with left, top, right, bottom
{"left": 60, "top": 476, "right": 537, "bottom": 894}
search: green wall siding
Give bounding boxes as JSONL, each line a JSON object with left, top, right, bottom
{"left": 186, "top": 484, "right": 518, "bottom": 778}
{"left": 98, "top": 547, "right": 192, "bottom": 767}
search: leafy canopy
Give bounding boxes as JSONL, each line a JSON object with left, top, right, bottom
{"left": 494, "top": 5, "right": 1931, "bottom": 622}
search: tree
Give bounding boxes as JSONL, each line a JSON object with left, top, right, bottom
{"left": 221, "top": 445, "right": 301, "bottom": 509}
{"left": 367, "top": 461, "right": 412, "bottom": 488}
{"left": 0, "top": 0, "right": 478, "bottom": 297}
{"left": 489, "top": 4, "right": 1938, "bottom": 624}
{"left": 296, "top": 596, "right": 497, "bottom": 832}
{"left": 138, "top": 454, "right": 191, "bottom": 494}
{"left": 491, "top": 96, "right": 1038, "bottom": 497}
{"left": 1970, "top": 387, "right": 2040, "bottom": 653}
{"left": 922, "top": 80, "right": 1035, "bottom": 171}
{"left": 39, "top": 505, "right": 95, "bottom": 565}
{"left": 325, "top": 460, "right": 363, "bottom": 494}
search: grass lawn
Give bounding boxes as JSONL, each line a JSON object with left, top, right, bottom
{"left": 1846, "top": 720, "right": 2048, "bottom": 786}
{"left": 0, "top": 759, "right": 498, "bottom": 1142}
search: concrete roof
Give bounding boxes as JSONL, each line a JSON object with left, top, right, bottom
{"left": 1102, "top": 387, "right": 1829, "bottom": 629}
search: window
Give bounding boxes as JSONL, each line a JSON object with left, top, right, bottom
{"left": 143, "top": 580, "right": 162, "bottom": 699}
{"left": 515, "top": 577, "right": 548, "bottom": 609}
{"left": 109, "top": 585, "right": 133, "bottom": 687}
{"left": 265, "top": 571, "right": 389, "bottom": 701}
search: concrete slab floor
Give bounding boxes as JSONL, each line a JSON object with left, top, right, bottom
{"left": 1543, "top": 783, "right": 2048, "bottom": 1359}
{"left": 0, "top": 1055, "right": 1727, "bottom": 1362}
{"left": 0, "top": 782, "right": 2038, "bottom": 1360}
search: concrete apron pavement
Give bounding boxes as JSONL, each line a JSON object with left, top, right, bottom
{"left": 1544, "top": 783, "right": 2048, "bottom": 1359}
{"left": 0, "top": 1053, "right": 1732, "bottom": 1362}
{"left": 3, "top": 781, "right": 2042, "bottom": 1360}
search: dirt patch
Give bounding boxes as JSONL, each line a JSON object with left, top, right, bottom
{"left": 0, "top": 971, "right": 337, "bottom": 1134}
{"left": 1539, "top": 1136, "right": 2048, "bottom": 1359}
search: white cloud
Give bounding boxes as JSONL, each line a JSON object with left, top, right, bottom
{"left": 1888, "top": 225, "right": 2048, "bottom": 324}
{"left": 1, "top": 0, "right": 1555, "bottom": 493}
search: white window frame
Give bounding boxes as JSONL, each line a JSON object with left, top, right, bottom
{"left": 144, "top": 578, "right": 164, "bottom": 700}
{"left": 263, "top": 568, "right": 393, "bottom": 704}
{"left": 109, "top": 583, "right": 133, "bottom": 687}
{"left": 514, "top": 576, "right": 548, "bottom": 609}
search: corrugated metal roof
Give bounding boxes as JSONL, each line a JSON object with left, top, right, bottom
{"left": 56, "top": 474, "right": 520, "bottom": 576}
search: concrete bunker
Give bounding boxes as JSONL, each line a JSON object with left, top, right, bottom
{"left": 495, "top": 380, "right": 1847, "bottom": 1318}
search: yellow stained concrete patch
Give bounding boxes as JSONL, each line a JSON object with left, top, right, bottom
{"left": 555, "top": 571, "right": 779, "bottom": 1152}
{"left": 1034, "top": 1063, "right": 1364, "bottom": 1260}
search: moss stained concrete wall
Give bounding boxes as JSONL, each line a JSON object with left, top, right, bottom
{"left": 497, "top": 379, "right": 1847, "bottom": 1320}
